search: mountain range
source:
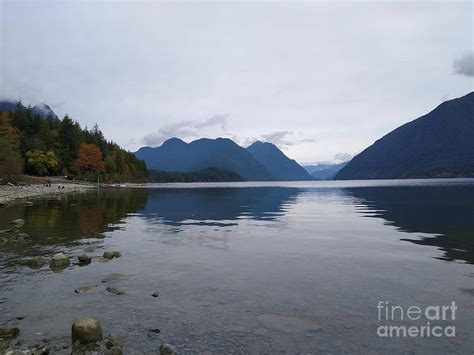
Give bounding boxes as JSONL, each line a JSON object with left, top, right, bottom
{"left": 134, "top": 138, "right": 313, "bottom": 181}
{"left": 336, "top": 92, "right": 474, "bottom": 179}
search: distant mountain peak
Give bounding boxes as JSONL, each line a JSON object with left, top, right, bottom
{"left": 162, "top": 137, "right": 187, "bottom": 146}
{"left": 0, "top": 99, "right": 58, "bottom": 120}
{"left": 32, "top": 102, "right": 58, "bottom": 119}
{"left": 246, "top": 140, "right": 313, "bottom": 181}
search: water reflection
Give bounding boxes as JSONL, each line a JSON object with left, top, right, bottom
{"left": 0, "top": 189, "right": 148, "bottom": 259}
{"left": 346, "top": 186, "right": 474, "bottom": 264}
{"left": 141, "top": 187, "right": 301, "bottom": 225}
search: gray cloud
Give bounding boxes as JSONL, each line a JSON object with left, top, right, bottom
{"left": 261, "top": 131, "right": 295, "bottom": 147}
{"left": 142, "top": 114, "right": 229, "bottom": 147}
{"left": 453, "top": 52, "right": 474, "bottom": 77}
{"left": 244, "top": 131, "right": 316, "bottom": 149}
{"left": 1, "top": 1, "right": 472, "bottom": 163}
{"left": 195, "top": 114, "right": 229, "bottom": 129}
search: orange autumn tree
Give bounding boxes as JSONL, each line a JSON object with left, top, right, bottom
{"left": 75, "top": 143, "right": 105, "bottom": 174}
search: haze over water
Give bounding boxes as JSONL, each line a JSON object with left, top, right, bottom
{"left": 1, "top": 180, "right": 473, "bottom": 353}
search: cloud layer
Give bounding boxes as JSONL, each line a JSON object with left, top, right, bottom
{"left": 142, "top": 114, "right": 229, "bottom": 147}
{"left": 453, "top": 52, "right": 474, "bottom": 77}
{"left": 1, "top": 1, "right": 472, "bottom": 163}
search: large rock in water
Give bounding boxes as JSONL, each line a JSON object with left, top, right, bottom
{"left": 72, "top": 317, "right": 103, "bottom": 344}
{"left": 335, "top": 92, "right": 474, "bottom": 179}
{"left": 50, "top": 253, "right": 70, "bottom": 268}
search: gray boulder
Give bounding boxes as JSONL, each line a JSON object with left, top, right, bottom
{"left": 77, "top": 255, "right": 92, "bottom": 265}
{"left": 103, "top": 251, "right": 115, "bottom": 259}
{"left": 71, "top": 317, "right": 102, "bottom": 344}
{"left": 50, "top": 253, "right": 70, "bottom": 268}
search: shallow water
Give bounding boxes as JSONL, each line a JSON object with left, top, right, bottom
{"left": 1, "top": 180, "right": 474, "bottom": 353}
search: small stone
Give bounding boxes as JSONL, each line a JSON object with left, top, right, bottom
{"left": 151, "top": 292, "right": 160, "bottom": 298}
{"left": 112, "top": 251, "right": 121, "bottom": 258}
{"left": 105, "top": 336, "right": 124, "bottom": 349}
{"left": 50, "top": 253, "right": 70, "bottom": 269}
{"left": 103, "top": 251, "right": 114, "bottom": 259}
{"left": 26, "top": 256, "right": 45, "bottom": 269}
{"left": 106, "top": 287, "right": 124, "bottom": 295}
{"left": 77, "top": 255, "right": 92, "bottom": 265}
{"left": 74, "top": 285, "right": 98, "bottom": 294}
{"left": 10, "top": 219, "right": 24, "bottom": 226}
{"left": 0, "top": 326, "right": 20, "bottom": 339}
{"left": 71, "top": 317, "right": 102, "bottom": 344}
{"left": 25, "top": 202, "right": 34, "bottom": 207}
{"left": 159, "top": 343, "right": 177, "bottom": 355}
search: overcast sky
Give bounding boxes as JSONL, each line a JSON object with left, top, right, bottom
{"left": 1, "top": 0, "right": 473, "bottom": 164}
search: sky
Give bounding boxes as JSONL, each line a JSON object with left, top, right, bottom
{"left": 0, "top": 0, "right": 473, "bottom": 164}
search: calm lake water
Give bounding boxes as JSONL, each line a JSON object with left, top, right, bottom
{"left": 1, "top": 179, "right": 473, "bottom": 353}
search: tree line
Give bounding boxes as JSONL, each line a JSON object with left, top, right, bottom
{"left": 148, "top": 167, "right": 242, "bottom": 183}
{"left": 0, "top": 102, "right": 148, "bottom": 183}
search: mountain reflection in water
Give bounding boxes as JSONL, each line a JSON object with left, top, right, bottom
{"left": 346, "top": 186, "right": 474, "bottom": 264}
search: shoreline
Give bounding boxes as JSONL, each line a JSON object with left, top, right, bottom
{"left": 0, "top": 183, "right": 94, "bottom": 206}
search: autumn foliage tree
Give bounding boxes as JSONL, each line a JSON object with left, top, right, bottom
{"left": 75, "top": 144, "right": 105, "bottom": 174}
{"left": 1, "top": 102, "right": 148, "bottom": 183}
{"left": 0, "top": 112, "right": 22, "bottom": 179}
{"left": 26, "top": 150, "right": 58, "bottom": 176}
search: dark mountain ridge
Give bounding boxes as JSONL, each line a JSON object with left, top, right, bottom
{"left": 336, "top": 92, "right": 474, "bottom": 180}
{"left": 135, "top": 137, "right": 312, "bottom": 181}
{"left": 135, "top": 137, "right": 274, "bottom": 181}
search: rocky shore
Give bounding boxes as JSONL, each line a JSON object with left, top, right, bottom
{"left": 0, "top": 183, "right": 93, "bottom": 206}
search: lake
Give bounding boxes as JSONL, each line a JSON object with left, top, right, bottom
{"left": 1, "top": 179, "right": 473, "bottom": 353}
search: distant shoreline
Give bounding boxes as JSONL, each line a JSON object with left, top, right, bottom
{"left": 0, "top": 181, "right": 94, "bottom": 206}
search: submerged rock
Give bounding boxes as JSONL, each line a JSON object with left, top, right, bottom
{"left": 83, "top": 245, "right": 97, "bottom": 253}
{"left": 106, "top": 287, "right": 124, "bottom": 295}
{"left": 101, "top": 273, "right": 130, "bottom": 284}
{"left": 106, "top": 335, "right": 124, "bottom": 349}
{"left": 15, "top": 233, "right": 30, "bottom": 242}
{"left": 71, "top": 317, "right": 102, "bottom": 344}
{"left": 0, "top": 229, "right": 12, "bottom": 234}
{"left": 77, "top": 255, "right": 92, "bottom": 265}
{"left": 75, "top": 285, "right": 98, "bottom": 294}
{"left": 25, "top": 202, "right": 34, "bottom": 207}
{"left": 26, "top": 256, "right": 45, "bottom": 269}
{"left": 159, "top": 343, "right": 177, "bottom": 355}
{"left": 10, "top": 219, "right": 24, "bottom": 226}
{"left": 103, "top": 251, "right": 115, "bottom": 259}
{"left": 50, "top": 253, "right": 70, "bottom": 269}
{"left": 0, "top": 326, "right": 20, "bottom": 339}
